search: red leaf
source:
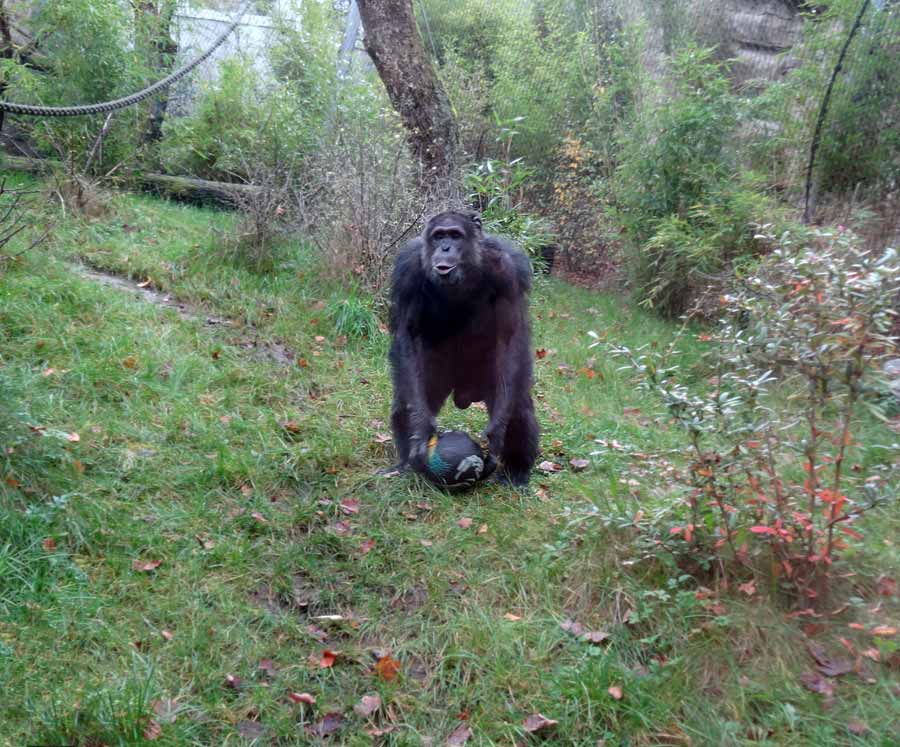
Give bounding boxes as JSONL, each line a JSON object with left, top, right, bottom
{"left": 535, "top": 348, "right": 548, "bottom": 359}
{"left": 837, "top": 524, "right": 863, "bottom": 541}
{"left": 143, "top": 720, "right": 162, "bottom": 741}
{"left": 875, "top": 575, "right": 897, "bottom": 597}
{"left": 457, "top": 517, "right": 474, "bottom": 529}
{"left": 41, "top": 537, "right": 57, "bottom": 552}
{"left": 608, "top": 685, "right": 623, "bottom": 700}
{"left": 871, "top": 626, "right": 898, "bottom": 638}
{"left": 359, "top": 538, "right": 376, "bottom": 556}
{"left": 224, "top": 673, "right": 242, "bottom": 690}
{"left": 340, "top": 498, "right": 360, "bottom": 515}
{"left": 319, "top": 649, "right": 338, "bottom": 668}
{"left": 523, "top": 713, "right": 559, "bottom": 733}
{"left": 738, "top": 580, "right": 756, "bottom": 596}
{"left": 750, "top": 525, "right": 776, "bottom": 535}
{"left": 288, "top": 692, "right": 316, "bottom": 706}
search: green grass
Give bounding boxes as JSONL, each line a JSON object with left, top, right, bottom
{"left": 0, "top": 182, "right": 898, "bottom": 746}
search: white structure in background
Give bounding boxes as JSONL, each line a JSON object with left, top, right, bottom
{"left": 168, "top": 1, "right": 301, "bottom": 113}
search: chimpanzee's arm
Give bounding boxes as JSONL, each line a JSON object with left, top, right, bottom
{"left": 388, "top": 240, "right": 436, "bottom": 468}
{"left": 484, "top": 242, "right": 534, "bottom": 456}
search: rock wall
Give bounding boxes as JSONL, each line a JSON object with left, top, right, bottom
{"left": 723, "top": 0, "right": 804, "bottom": 89}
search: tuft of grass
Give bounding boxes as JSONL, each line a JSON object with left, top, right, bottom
{"left": 327, "top": 292, "right": 381, "bottom": 340}
{"left": 0, "top": 179, "right": 896, "bottom": 746}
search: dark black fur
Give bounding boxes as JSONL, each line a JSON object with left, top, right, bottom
{"left": 388, "top": 211, "right": 539, "bottom": 486}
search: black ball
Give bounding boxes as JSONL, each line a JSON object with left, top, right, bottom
{"left": 421, "top": 430, "right": 497, "bottom": 489}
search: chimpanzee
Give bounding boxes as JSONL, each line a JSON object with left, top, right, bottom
{"left": 388, "top": 210, "right": 539, "bottom": 486}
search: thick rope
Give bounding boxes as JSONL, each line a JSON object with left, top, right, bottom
{"left": 0, "top": 2, "right": 251, "bottom": 118}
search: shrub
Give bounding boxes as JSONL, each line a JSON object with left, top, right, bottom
{"left": 611, "top": 45, "right": 772, "bottom": 316}
{"left": 308, "top": 80, "right": 425, "bottom": 299}
{"left": 602, "top": 227, "right": 899, "bottom": 607}
{"left": 424, "top": 0, "right": 599, "bottom": 177}
{"left": 550, "top": 135, "right": 615, "bottom": 275}
{"left": 3, "top": 0, "right": 142, "bottom": 174}
{"left": 465, "top": 124, "right": 555, "bottom": 269}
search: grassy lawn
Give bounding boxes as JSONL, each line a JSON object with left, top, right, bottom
{"left": 1, "top": 183, "right": 898, "bottom": 746}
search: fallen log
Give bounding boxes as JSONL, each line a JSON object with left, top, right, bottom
{"left": 140, "top": 172, "right": 260, "bottom": 208}
{"left": 1, "top": 154, "right": 260, "bottom": 208}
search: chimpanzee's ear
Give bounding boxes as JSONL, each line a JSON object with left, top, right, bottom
{"left": 467, "top": 210, "right": 483, "bottom": 236}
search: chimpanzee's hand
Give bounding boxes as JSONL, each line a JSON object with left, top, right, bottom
{"left": 408, "top": 416, "right": 436, "bottom": 472}
{"left": 484, "top": 421, "right": 506, "bottom": 461}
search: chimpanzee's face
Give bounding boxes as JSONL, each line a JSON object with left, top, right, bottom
{"left": 422, "top": 212, "right": 482, "bottom": 285}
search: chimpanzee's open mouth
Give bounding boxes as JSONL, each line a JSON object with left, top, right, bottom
{"left": 434, "top": 263, "right": 457, "bottom": 276}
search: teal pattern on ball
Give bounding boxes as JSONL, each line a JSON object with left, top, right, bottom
{"left": 427, "top": 445, "right": 452, "bottom": 478}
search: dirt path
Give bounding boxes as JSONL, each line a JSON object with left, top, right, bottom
{"left": 70, "top": 262, "right": 296, "bottom": 366}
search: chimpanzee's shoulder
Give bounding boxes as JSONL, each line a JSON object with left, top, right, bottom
{"left": 392, "top": 238, "right": 424, "bottom": 292}
{"left": 483, "top": 235, "right": 532, "bottom": 294}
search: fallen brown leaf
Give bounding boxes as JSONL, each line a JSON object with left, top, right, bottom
{"left": 375, "top": 655, "right": 401, "bottom": 681}
{"left": 151, "top": 699, "right": 178, "bottom": 723}
{"left": 538, "top": 460, "right": 563, "bottom": 473}
{"left": 447, "top": 723, "right": 472, "bottom": 746}
{"left": 353, "top": 693, "right": 381, "bottom": 717}
{"left": 523, "top": 713, "right": 558, "bottom": 733}
{"left": 132, "top": 559, "right": 162, "bottom": 573}
{"left": 799, "top": 671, "right": 835, "bottom": 697}
{"left": 288, "top": 692, "right": 316, "bottom": 706}
{"left": 560, "top": 618, "right": 585, "bottom": 637}
{"left": 236, "top": 721, "right": 264, "bottom": 739}
{"left": 306, "top": 712, "right": 344, "bottom": 737}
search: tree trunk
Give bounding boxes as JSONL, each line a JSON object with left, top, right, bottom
{"left": 355, "top": 0, "right": 459, "bottom": 199}
{"left": 132, "top": 0, "right": 179, "bottom": 145}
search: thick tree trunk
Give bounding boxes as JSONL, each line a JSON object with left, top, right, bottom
{"left": 355, "top": 0, "right": 459, "bottom": 198}
{"left": 132, "top": 0, "right": 179, "bottom": 145}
